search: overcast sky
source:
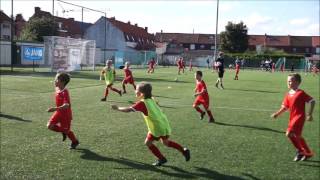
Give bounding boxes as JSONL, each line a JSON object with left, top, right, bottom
{"left": 1, "top": 0, "right": 319, "bottom": 36}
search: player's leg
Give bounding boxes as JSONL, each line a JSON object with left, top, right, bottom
{"left": 122, "top": 80, "right": 127, "bottom": 94}
{"left": 145, "top": 133, "right": 167, "bottom": 166}
{"left": 286, "top": 131, "right": 305, "bottom": 161}
{"left": 101, "top": 86, "right": 109, "bottom": 101}
{"left": 203, "top": 103, "right": 215, "bottom": 123}
{"left": 108, "top": 84, "right": 122, "bottom": 96}
{"left": 193, "top": 100, "right": 205, "bottom": 120}
{"left": 61, "top": 118, "right": 79, "bottom": 149}
{"left": 161, "top": 137, "right": 190, "bottom": 162}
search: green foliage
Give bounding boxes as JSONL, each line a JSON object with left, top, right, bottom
{"left": 1, "top": 67, "right": 319, "bottom": 179}
{"left": 220, "top": 21, "right": 249, "bottom": 53}
{"left": 19, "top": 17, "right": 58, "bottom": 42}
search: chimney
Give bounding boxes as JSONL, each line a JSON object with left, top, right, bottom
{"left": 127, "top": 21, "right": 130, "bottom": 24}
{"left": 35, "top": 7, "right": 41, "bottom": 13}
{"left": 134, "top": 23, "right": 138, "bottom": 27}
{"left": 110, "top": 17, "right": 115, "bottom": 20}
{"left": 160, "top": 29, "right": 163, "bottom": 42}
{"left": 15, "top": 14, "right": 24, "bottom": 22}
{"left": 68, "top": 18, "right": 75, "bottom": 21}
{"left": 144, "top": 27, "right": 148, "bottom": 32}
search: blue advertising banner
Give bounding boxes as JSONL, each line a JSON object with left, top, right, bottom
{"left": 23, "top": 46, "right": 44, "bottom": 61}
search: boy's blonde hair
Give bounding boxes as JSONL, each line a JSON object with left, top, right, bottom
{"left": 288, "top": 73, "right": 301, "bottom": 83}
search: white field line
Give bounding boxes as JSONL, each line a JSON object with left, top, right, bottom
{"left": 160, "top": 102, "right": 275, "bottom": 112}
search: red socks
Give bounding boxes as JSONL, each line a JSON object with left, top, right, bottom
{"left": 207, "top": 110, "right": 214, "bottom": 119}
{"left": 67, "top": 130, "right": 78, "bottom": 143}
{"left": 194, "top": 106, "right": 204, "bottom": 114}
{"left": 166, "top": 140, "right": 184, "bottom": 153}
{"left": 148, "top": 144, "right": 164, "bottom": 160}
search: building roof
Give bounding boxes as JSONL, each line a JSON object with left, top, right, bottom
{"left": 108, "top": 17, "right": 153, "bottom": 40}
{"left": 155, "top": 33, "right": 217, "bottom": 44}
{"left": 0, "top": 10, "right": 11, "bottom": 23}
{"left": 30, "top": 7, "right": 92, "bottom": 37}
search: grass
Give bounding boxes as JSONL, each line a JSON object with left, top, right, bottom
{"left": 1, "top": 67, "right": 319, "bottom": 180}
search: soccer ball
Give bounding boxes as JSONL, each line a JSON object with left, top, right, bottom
{"left": 174, "top": 77, "right": 178, "bottom": 82}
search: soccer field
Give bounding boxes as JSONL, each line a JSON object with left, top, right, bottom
{"left": 1, "top": 67, "right": 319, "bottom": 179}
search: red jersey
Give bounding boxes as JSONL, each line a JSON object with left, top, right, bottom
{"left": 196, "top": 80, "right": 209, "bottom": 101}
{"left": 149, "top": 60, "right": 155, "bottom": 68}
{"left": 235, "top": 64, "right": 240, "bottom": 70}
{"left": 55, "top": 88, "right": 72, "bottom": 120}
{"left": 177, "top": 60, "right": 183, "bottom": 68}
{"left": 282, "top": 89, "right": 313, "bottom": 131}
{"left": 124, "top": 68, "right": 132, "bottom": 78}
{"left": 131, "top": 101, "right": 148, "bottom": 116}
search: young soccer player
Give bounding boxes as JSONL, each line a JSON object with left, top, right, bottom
{"left": 100, "top": 60, "right": 122, "bottom": 101}
{"left": 177, "top": 57, "right": 184, "bottom": 75}
{"left": 47, "top": 72, "right": 79, "bottom": 149}
{"left": 234, "top": 58, "right": 241, "bottom": 80}
{"left": 271, "top": 73, "right": 315, "bottom": 161}
{"left": 111, "top": 82, "right": 190, "bottom": 166}
{"left": 189, "top": 59, "right": 193, "bottom": 71}
{"left": 122, "top": 61, "right": 136, "bottom": 94}
{"left": 215, "top": 52, "right": 225, "bottom": 89}
{"left": 147, "top": 58, "right": 156, "bottom": 74}
{"left": 193, "top": 71, "right": 215, "bottom": 123}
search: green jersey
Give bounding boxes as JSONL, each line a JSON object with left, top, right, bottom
{"left": 141, "top": 98, "right": 171, "bottom": 137}
{"left": 103, "top": 68, "right": 115, "bottom": 85}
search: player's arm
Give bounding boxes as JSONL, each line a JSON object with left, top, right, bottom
{"left": 111, "top": 104, "right": 134, "bottom": 113}
{"left": 47, "top": 103, "right": 70, "bottom": 112}
{"left": 271, "top": 105, "right": 287, "bottom": 119}
{"left": 306, "top": 99, "right": 315, "bottom": 121}
{"left": 100, "top": 69, "right": 105, "bottom": 80}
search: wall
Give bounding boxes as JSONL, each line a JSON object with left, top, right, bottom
{"left": 0, "top": 40, "right": 11, "bottom": 65}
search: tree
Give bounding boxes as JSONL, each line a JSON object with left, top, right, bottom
{"left": 220, "top": 21, "right": 248, "bottom": 53}
{"left": 20, "top": 17, "right": 58, "bottom": 42}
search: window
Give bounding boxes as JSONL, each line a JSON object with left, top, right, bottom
{"left": 292, "top": 48, "right": 296, "bottom": 53}
{"left": 200, "top": 44, "right": 205, "bottom": 49}
{"left": 190, "top": 44, "right": 195, "bottom": 50}
{"left": 316, "top": 47, "right": 320, "bottom": 54}
{"left": 305, "top": 48, "right": 309, "bottom": 53}
{"left": 211, "top": 46, "right": 215, "bottom": 50}
{"left": 170, "top": 44, "right": 177, "bottom": 48}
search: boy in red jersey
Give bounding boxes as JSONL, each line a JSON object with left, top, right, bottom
{"left": 234, "top": 58, "right": 241, "bottom": 80}
{"left": 193, "top": 71, "right": 215, "bottom": 123}
{"left": 271, "top": 73, "right": 315, "bottom": 161}
{"left": 147, "top": 58, "right": 156, "bottom": 73}
{"left": 122, "top": 61, "right": 136, "bottom": 94}
{"left": 100, "top": 60, "right": 122, "bottom": 101}
{"left": 177, "top": 57, "right": 184, "bottom": 75}
{"left": 47, "top": 72, "right": 79, "bottom": 149}
{"left": 271, "top": 62, "right": 276, "bottom": 73}
{"left": 111, "top": 82, "right": 190, "bottom": 166}
{"left": 189, "top": 59, "right": 193, "bottom": 71}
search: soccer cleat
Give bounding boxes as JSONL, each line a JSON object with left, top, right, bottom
{"left": 293, "top": 152, "right": 304, "bottom": 161}
{"left": 300, "top": 152, "right": 314, "bottom": 161}
{"left": 200, "top": 112, "right": 206, "bottom": 120}
{"left": 209, "top": 118, "right": 215, "bottom": 123}
{"left": 183, "top": 148, "right": 191, "bottom": 161}
{"left": 220, "top": 84, "right": 224, "bottom": 89}
{"left": 70, "top": 140, "right": 79, "bottom": 149}
{"left": 152, "top": 158, "right": 167, "bottom": 166}
{"left": 123, "top": 91, "right": 127, "bottom": 94}
{"left": 100, "top": 97, "right": 106, "bottom": 101}
{"left": 119, "top": 91, "right": 122, "bottom": 96}
{"left": 62, "top": 133, "right": 67, "bottom": 141}
{"left": 215, "top": 83, "right": 219, "bottom": 88}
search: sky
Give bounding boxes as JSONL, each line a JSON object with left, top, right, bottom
{"left": 1, "top": 0, "right": 319, "bottom": 36}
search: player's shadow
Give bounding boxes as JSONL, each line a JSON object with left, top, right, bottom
{"left": 0, "top": 113, "right": 32, "bottom": 122}
{"left": 76, "top": 148, "right": 247, "bottom": 179}
{"left": 224, "top": 88, "right": 279, "bottom": 94}
{"left": 153, "top": 95, "right": 180, "bottom": 99}
{"left": 214, "top": 122, "right": 285, "bottom": 134}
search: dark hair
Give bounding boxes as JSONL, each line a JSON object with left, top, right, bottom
{"left": 137, "top": 82, "right": 152, "bottom": 99}
{"left": 196, "top": 70, "right": 203, "bottom": 77}
{"left": 57, "top": 73, "right": 70, "bottom": 86}
{"left": 288, "top": 73, "right": 301, "bottom": 83}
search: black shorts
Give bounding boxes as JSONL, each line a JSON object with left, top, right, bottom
{"left": 218, "top": 69, "right": 224, "bottom": 78}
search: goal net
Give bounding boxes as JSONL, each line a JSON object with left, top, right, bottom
{"left": 44, "top": 36, "right": 96, "bottom": 72}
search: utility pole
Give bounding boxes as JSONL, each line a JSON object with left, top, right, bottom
{"left": 214, "top": 0, "right": 219, "bottom": 61}
{"left": 10, "top": 0, "right": 14, "bottom": 71}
